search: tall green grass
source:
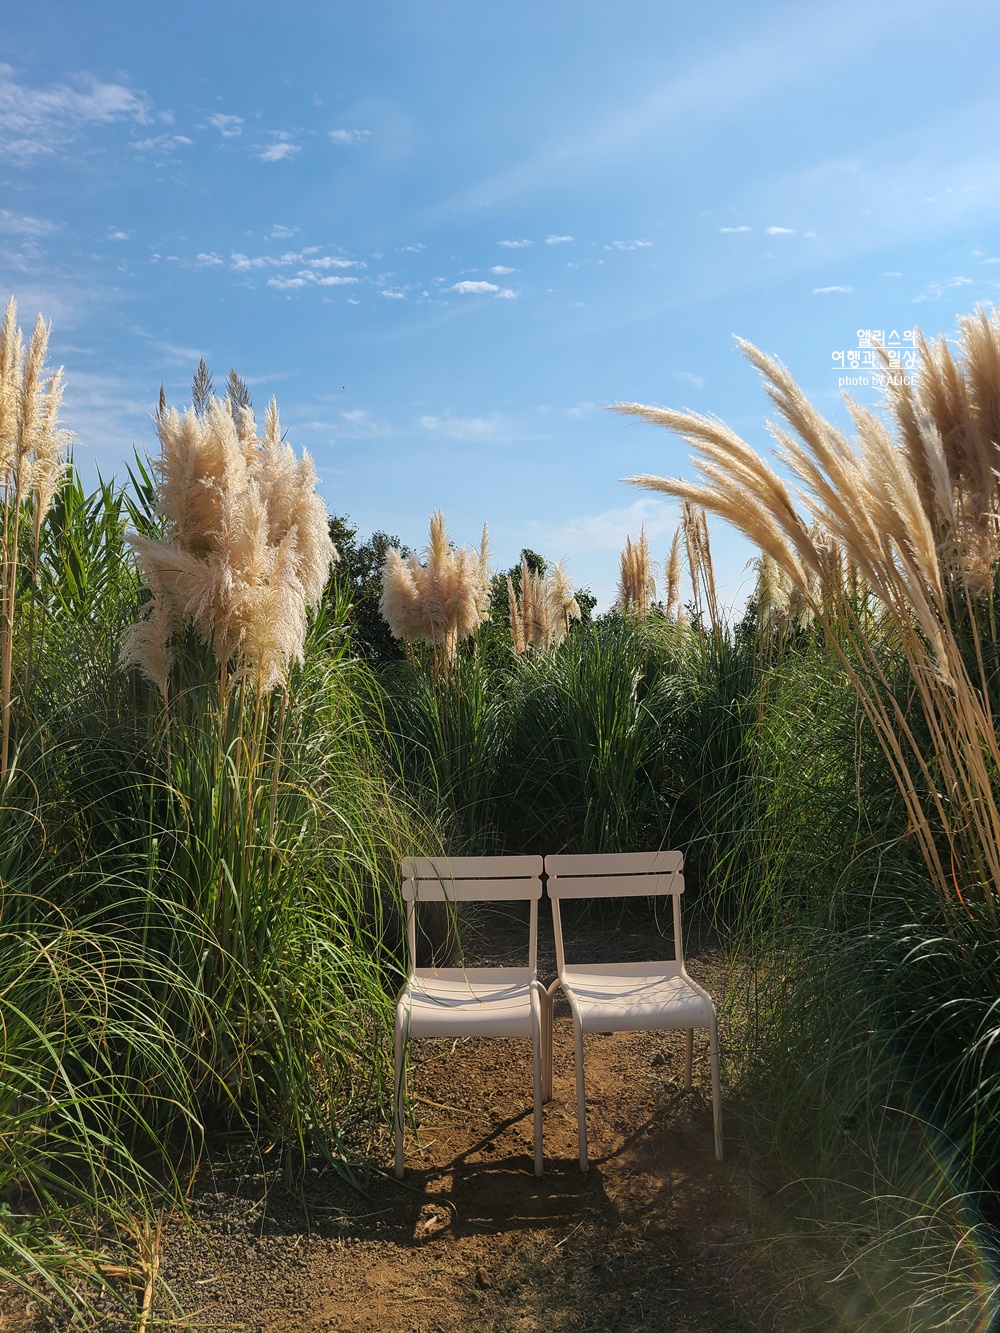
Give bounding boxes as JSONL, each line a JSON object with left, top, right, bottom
{"left": 0, "top": 471, "right": 433, "bottom": 1322}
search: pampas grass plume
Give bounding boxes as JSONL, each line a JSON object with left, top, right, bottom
{"left": 379, "top": 511, "right": 492, "bottom": 664}
{"left": 124, "top": 385, "right": 337, "bottom": 696}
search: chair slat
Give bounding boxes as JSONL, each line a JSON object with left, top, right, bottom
{"left": 403, "top": 854, "right": 543, "bottom": 879}
{"left": 547, "top": 871, "right": 683, "bottom": 899}
{"left": 402, "top": 878, "right": 543, "bottom": 902}
{"left": 546, "top": 850, "right": 682, "bottom": 876}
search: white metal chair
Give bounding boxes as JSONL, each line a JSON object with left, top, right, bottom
{"left": 546, "top": 850, "right": 722, "bottom": 1170}
{"left": 394, "top": 854, "right": 547, "bottom": 1178}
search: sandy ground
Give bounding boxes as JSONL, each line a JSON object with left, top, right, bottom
{"left": 2, "top": 905, "right": 832, "bottom": 1332}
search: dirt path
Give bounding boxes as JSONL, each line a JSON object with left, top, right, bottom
{"left": 5, "top": 908, "right": 832, "bottom": 1331}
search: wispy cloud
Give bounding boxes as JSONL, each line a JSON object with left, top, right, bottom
{"left": 194, "top": 252, "right": 224, "bottom": 267}
{"left": 673, "top": 370, "right": 705, "bottom": 387}
{"left": 131, "top": 133, "right": 192, "bottom": 153}
{"left": 267, "top": 276, "right": 306, "bottom": 290}
{"left": 498, "top": 239, "right": 532, "bottom": 248}
{"left": 719, "top": 225, "right": 751, "bottom": 233}
{"left": 451, "top": 280, "right": 499, "bottom": 294}
{"left": 308, "top": 255, "right": 365, "bottom": 269}
{"left": 257, "top": 140, "right": 301, "bottom": 163}
{"left": 0, "top": 210, "right": 59, "bottom": 237}
{"left": 105, "top": 227, "right": 129, "bottom": 242}
{"left": 430, "top": 2, "right": 895, "bottom": 221}
{"left": 206, "top": 113, "right": 243, "bottom": 137}
{"left": 420, "top": 412, "right": 506, "bottom": 440}
{"left": 268, "top": 223, "right": 297, "bottom": 239}
{"left": 0, "top": 64, "right": 152, "bottom": 162}
{"left": 490, "top": 265, "right": 516, "bottom": 275}
{"left": 606, "top": 239, "right": 653, "bottom": 250}
{"left": 338, "top": 408, "right": 392, "bottom": 437}
{"left": 765, "top": 225, "right": 794, "bottom": 235}
{"left": 400, "top": 243, "right": 425, "bottom": 252}
{"left": 381, "top": 289, "right": 405, "bottom": 299}
{"left": 812, "top": 284, "right": 853, "bottom": 294}
{"left": 545, "top": 234, "right": 573, "bottom": 244}
{"left": 530, "top": 497, "right": 678, "bottom": 557}
{"left": 329, "top": 128, "right": 370, "bottom": 144}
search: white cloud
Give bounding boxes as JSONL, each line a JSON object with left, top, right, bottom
{"left": 231, "top": 249, "right": 305, "bottom": 271}
{"left": 308, "top": 255, "right": 364, "bottom": 269}
{"left": 381, "top": 289, "right": 405, "bottom": 299}
{"left": 812, "top": 284, "right": 853, "bottom": 294}
{"left": 719, "top": 225, "right": 751, "bottom": 233}
{"left": 545, "top": 234, "right": 573, "bottom": 244}
{"left": 0, "top": 210, "right": 58, "bottom": 237}
{"left": 400, "top": 243, "right": 425, "bottom": 252}
{"left": 534, "top": 497, "right": 678, "bottom": 556}
{"left": 499, "top": 239, "right": 532, "bottom": 248}
{"left": 268, "top": 224, "right": 297, "bottom": 239}
{"left": 194, "top": 252, "right": 224, "bottom": 267}
{"left": 420, "top": 412, "right": 505, "bottom": 440}
{"left": 339, "top": 408, "right": 390, "bottom": 436}
{"left": 0, "top": 65, "right": 153, "bottom": 163}
{"left": 318, "top": 275, "right": 359, "bottom": 285}
{"left": 267, "top": 276, "right": 306, "bottom": 289}
{"left": 673, "top": 370, "right": 705, "bottom": 387}
{"left": 206, "top": 113, "right": 243, "bottom": 137}
{"left": 765, "top": 225, "right": 794, "bottom": 235}
{"left": 329, "top": 128, "right": 371, "bottom": 144}
{"left": 606, "top": 239, "right": 653, "bottom": 250}
{"left": 451, "top": 280, "right": 499, "bottom": 294}
{"left": 131, "top": 134, "right": 192, "bottom": 153}
{"left": 257, "top": 141, "right": 300, "bottom": 162}
{"left": 883, "top": 271, "right": 903, "bottom": 276}
{"left": 105, "top": 227, "right": 129, "bottom": 242}
{"left": 496, "top": 288, "right": 519, "bottom": 299}
{"left": 490, "top": 265, "right": 516, "bottom": 275}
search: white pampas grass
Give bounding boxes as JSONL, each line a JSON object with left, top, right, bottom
{"left": 611, "top": 309, "right": 1000, "bottom": 919}
{"left": 124, "top": 390, "right": 337, "bottom": 697}
{"left": 379, "top": 511, "right": 492, "bottom": 666}
{"left": 616, "top": 527, "right": 656, "bottom": 616}
{"left": 0, "top": 298, "right": 71, "bottom": 771}
{"left": 507, "top": 556, "right": 582, "bottom": 654}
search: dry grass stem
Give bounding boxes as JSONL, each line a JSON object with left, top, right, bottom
{"left": 123, "top": 389, "right": 336, "bottom": 696}
{"left": 507, "top": 557, "right": 582, "bottom": 654}
{"left": 613, "top": 307, "right": 1000, "bottom": 919}
{"left": 0, "top": 298, "right": 70, "bottom": 772}
{"left": 379, "top": 511, "right": 492, "bottom": 669}
{"left": 616, "top": 526, "right": 656, "bottom": 615}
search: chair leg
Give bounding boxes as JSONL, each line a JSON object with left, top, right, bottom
{"left": 542, "top": 988, "right": 553, "bottom": 1103}
{"left": 574, "top": 1023, "right": 588, "bottom": 1172}
{"left": 709, "top": 1016, "right": 723, "bottom": 1162}
{"left": 394, "top": 1019, "right": 406, "bottom": 1179}
{"left": 684, "top": 1028, "right": 693, "bottom": 1090}
{"left": 532, "top": 1011, "right": 544, "bottom": 1177}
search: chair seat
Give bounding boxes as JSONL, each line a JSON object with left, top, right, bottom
{"left": 561, "top": 962, "right": 714, "bottom": 1033}
{"left": 399, "top": 966, "right": 537, "bottom": 1037}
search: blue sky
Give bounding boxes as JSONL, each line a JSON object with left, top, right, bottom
{"left": 4, "top": 0, "right": 1000, "bottom": 611}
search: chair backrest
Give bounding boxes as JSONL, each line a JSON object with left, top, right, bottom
{"left": 545, "top": 851, "right": 686, "bottom": 974}
{"left": 401, "top": 855, "right": 544, "bottom": 973}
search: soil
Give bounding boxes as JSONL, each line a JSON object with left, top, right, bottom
{"left": 2, "top": 904, "right": 833, "bottom": 1332}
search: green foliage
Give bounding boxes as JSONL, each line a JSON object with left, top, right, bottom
{"left": 0, "top": 470, "right": 436, "bottom": 1321}
{"left": 327, "top": 514, "right": 410, "bottom": 665}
